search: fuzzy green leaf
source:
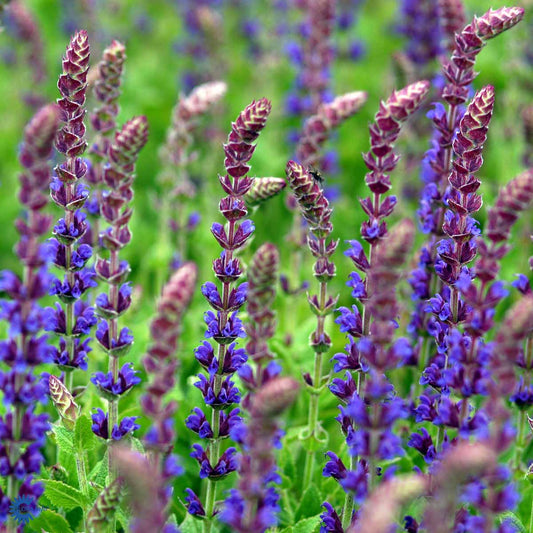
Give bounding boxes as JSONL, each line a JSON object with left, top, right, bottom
{"left": 74, "top": 415, "right": 98, "bottom": 451}
{"left": 293, "top": 515, "right": 322, "bottom": 533}
{"left": 295, "top": 484, "right": 322, "bottom": 521}
{"left": 89, "top": 452, "right": 109, "bottom": 486}
{"left": 27, "top": 509, "right": 72, "bottom": 533}
{"left": 52, "top": 424, "right": 74, "bottom": 454}
{"left": 179, "top": 513, "right": 207, "bottom": 533}
{"left": 43, "top": 480, "right": 89, "bottom": 511}
{"left": 130, "top": 436, "right": 146, "bottom": 455}
{"left": 500, "top": 511, "right": 526, "bottom": 532}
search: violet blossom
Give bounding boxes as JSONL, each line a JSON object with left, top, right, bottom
{"left": 91, "top": 116, "right": 148, "bottom": 500}
{"left": 46, "top": 30, "right": 96, "bottom": 381}
{"left": 0, "top": 104, "right": 59, "bottom": 526}
{"left": 184, "top": 98, "right": 271, "bottom": 526}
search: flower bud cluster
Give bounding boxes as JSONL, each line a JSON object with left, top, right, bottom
{"left": 295, "top": 91, "right": 367, "bottom": 168}
{"left": 185, "top": 98, "right": 271, "bottom": 520}
{"left": 418, "top": 7, "right": 524, "bottom": 236}
{"left": 85, "top": 40, "right": 126, "bottom": 244}
{"left": 241, "top": 243, "right": 280, "bottom": 387}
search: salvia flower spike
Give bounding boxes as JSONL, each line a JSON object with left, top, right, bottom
{"left": 295, "top": 91, "right": 367, "bottom": 168}
{"left": 414, "top": 6, "right": 524, "bottom": 345}
{"left": 47, "top": 30, "right": 95, "bottom": 387}
{"left": 325, "top": 82, "right": 429, "bottom": 531}
{"left": 285, "top": 160, "right": 337, "bottom": 487}
{"left": 141, "top": 261, "right": 197, "bottom": 528}
{"left": 185, "top": 98, "right": 271, "bottom": 530}
{"left": 158, "top": 80, "right": 227, "bottom": 266}
{"left": 0, "top": 103, "right": 59, "bottom": 527}
{"left": 92, "top": 116, "right": 148, "bottom": 489}
{"left": 324, "top": 221, "right": 415, "bottom": 531}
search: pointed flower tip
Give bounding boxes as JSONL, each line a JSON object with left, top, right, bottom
{"left": 244, "top": 177, "right": 286, "bottom": 207}
{"left": 161, "top": 261, "right": 198, "bottom": 315}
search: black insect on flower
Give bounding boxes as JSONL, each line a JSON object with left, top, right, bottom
{"left": 308, "top": 166, "right": 324, "bottom": 186}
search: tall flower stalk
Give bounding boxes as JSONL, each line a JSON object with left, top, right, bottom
{"left": 0, "top": 104, "right": 59, "bottom": 530}
{"left": 184, "top": 98, "right": 271, "bottom": 533}
{"left": 412, "top": 6, "right": 524, "bottom": 350}
{"left": 47, "top": 30, "right": 95, "bottom": 388}
{"left": 157, "top": 81, "right": 226, "bottom": 267}
{"left": 286, "top": 92, "right": 366, "bottom": 294}
{"left": 324, "top": 221, "right": 415, "bottom": 531}
{"left": 141, "top": 261, "right": 198, "bottom": 531}
{"left": 285, "top": 160, "right": 337, "bottom": 488}
{"left": 420, "top": 86, "right": 495, "bottom": 452}
{"left": 91, "top": 117, "right": 148, "bottom": 490}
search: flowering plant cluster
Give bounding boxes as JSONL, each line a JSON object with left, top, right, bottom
{"left": 0, "top": 3, "right": 532, "bottom": 533}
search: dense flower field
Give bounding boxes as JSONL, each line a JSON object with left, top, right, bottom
{"left": 0, "top": 0, "right": 532, "bottom": 532}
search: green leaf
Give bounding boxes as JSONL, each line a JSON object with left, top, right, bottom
{"left": 52, "top": 424, "right": 74, "bottom": 454}
{"left": 280, "top": 446, "right": 296, "bottom": 483}
{"left": 116, "top": 507, "right": 131, "bottom": 532}
{"left": 179, "top": 513, "right": 205, "bottom": 533}
{"left": 89, "top": 452, "right": 109, "bottom": 487}
{"left": 74, "top": 415, "right": 98, "bottom": 452}
{"left": 43, "top": 480, "right": 90, "bottom": 511}
{"left": 295, "top": 484, "right": 322, "bottom": 521}
{"left": 293, "top": 515, "right": 322, "bottom": 533}
{"left": 130, "top": 437, "right": 146, "bottom": 455}
{"left": 517, "top": 484, "right": 533, "bottom": 525}
{"left": 27, "top": 509, "right": 72, "bottom": 533}
{"left": 499, "top": 511, "right": 526, "bottom": 533}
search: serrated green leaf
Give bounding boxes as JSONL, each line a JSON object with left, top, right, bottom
{"left": 89, "top": 452, "right": 109, "bottom": 486}
{"left": 27, "top": 509, "right": 72, "bottom": 533}
{"left": 74, "top": 415, "right": 98, "bottom": 451}
{"left": 293, "top": 515, "right": 321, "bottom": 533}
{"left": 53, "top": 424, "right": 74, "bottom": 454}
{"left": 500, "top": 511, "right": 526, "bottom": 532}
{"left": 130, "top": 437, "right": 146, "bottom": 455}
{"left": 43, "top": 480, "right": 90, "bottom": 511}
{"left": 295, "top": 484, "right": 322, "bottom": 521}
{"left": 179, "top": 513, "right": 205, "bottom": 533}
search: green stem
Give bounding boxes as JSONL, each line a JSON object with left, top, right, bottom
{"left": 341, "top": 455, "right": 355, "bottom": 529}
{"left": 529, "top": 492, "right": 533, "bottom": 533}
{"left": 204, "top": 388, "right": 222, "bottom": 533}
{"left": 203, "top": 219, "right": 236, "bottom": 530}
{"left": 76, "top": 452, "right": 89, "bottom": 495}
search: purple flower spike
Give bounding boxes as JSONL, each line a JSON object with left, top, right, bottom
{"left": 0, "top": 102, "right": 63, "bottom": 517}
{"left": 48, "top": 31, "right": 96, "bottom": 395}
{"left": 187, "top": 99, "right": 271, "bottom": 524}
